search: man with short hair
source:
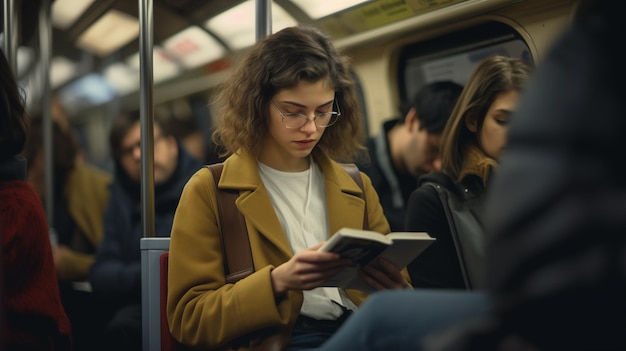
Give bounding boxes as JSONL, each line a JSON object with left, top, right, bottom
{"left": 358, "top": 81, "right": 462, "bottom": 231}
{"left": 89, "top": 112, "right": 202, "bottom": 351}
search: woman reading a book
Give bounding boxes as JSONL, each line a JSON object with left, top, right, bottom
{"left": 167, "top": 25, "right": 410, "bottom": 351}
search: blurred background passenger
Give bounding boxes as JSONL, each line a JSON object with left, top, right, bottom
{"left": 431, "top": 0, "right": 626, "bottom": 348}
{"left": 358, "top": 81, "right": 462, "bottom": 231}
{"left": 405, "top": 56, "right": 532, "bottom": 290}
{"left": 166, "top": 115, "right": 206, "bottom": 162}
{"left": 164, "top": 112, "right": 225, "bottom": 165}
{"left": 156, "top": 96, "right": 225, "bottom": 165}
{"left": 23, "top": 117, "right": 111, "bottom": 351}
{"left": 89, "top": 111, "right": 202, "bottom": 351}
{"left": 0, "top": 51, "right": 72, "bottom": 350}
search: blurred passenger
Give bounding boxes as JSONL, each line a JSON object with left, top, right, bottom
{"left": 23, "top": 117, "right": 111, "bottom": 351}
{"left": 165, "top": 112, "right": 225, "bottom": 165}
{"left": 89, "top": 112, "right": 202, "bottom": 351}
{"left": 358, "top": 81, "right": 462, "bottom": 231}
{"left": 49, "top": 98, "right": 89, "bottom": 163}
{"left": 202, "top": 127, "right": 226, "bottom": 165}
{"left": 405, "top": 56, "right": 532, "bottom": 290}
{"left": 51, "top": 99, "right": 72, "bottom": 134}
{"left": 314, "top": 1, "right": 625, "bottom": 350}
{"left": 164, "top": 112, "right": 205, "bottom": 162}
{"left": 435, "top": 0, "right": 625, "bottom": 348}
{"left": 167, "top": 25, "right": 409, "bottom": 351}
{"left": 179, "top": 127, "right": 205, "bottom": 162}
{"left": 0, "top": 51, "right": 72, "bottom": 350}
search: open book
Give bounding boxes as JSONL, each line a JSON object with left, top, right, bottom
{"left": 318, "top": 227, "right": 435, "bottom": 293}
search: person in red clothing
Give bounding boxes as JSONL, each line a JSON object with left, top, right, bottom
{"left": 0, "top": 50, "right": 72, "bottom": 350}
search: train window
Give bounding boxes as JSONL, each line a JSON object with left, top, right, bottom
{"left": 57, "top": 73, "right": 116, "bottom": 115}
{"left": 398, "top": 22, "right": 533, "bottom": 103}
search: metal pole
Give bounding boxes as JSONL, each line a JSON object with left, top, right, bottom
{"left": 38, "top": 0, "right": 55, "bottom": 241}
{"left": 255, "top": 0, "right": 271, "bottom": 41}
{"left": 2, "top": 0, "right": 17, "bottom": 73}
{"left": 139, "top": 0, "right": 155, "bottom": 238}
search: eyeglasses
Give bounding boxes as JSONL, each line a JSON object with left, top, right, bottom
{"left": 271, "top": 100, "right": 341, "bottom": 129}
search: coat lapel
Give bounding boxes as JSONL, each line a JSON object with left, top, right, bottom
{"left": 219, "top": 153, "right": 293, "bottom": 257}
{"left": 316, "top": 155, "right": 367, "bottom": 237}
{"left": 216, "top": 151, "right": 367, "bottom": 259}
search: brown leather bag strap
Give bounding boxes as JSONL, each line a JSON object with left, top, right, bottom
{"left": 206, "top": 163, "right": 254, "bottom": 284}
{"left": 340, "top": 163, "right": 369, "bottom": 230}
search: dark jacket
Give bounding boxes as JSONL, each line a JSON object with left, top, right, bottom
{"left": 358, "top": 119, "right": 418, "bottom": 232}
{"left": 437, "top": 3, "right": 626, "bottom": 350}
{"left": 405, "top": 172, "right": 466, "bottom": 289}
{"left": 405, "top": 170, "right": 487, "bottom": 290}
{"left": 406, "top": 145, "right": 493, "bottom": 290}
{"left": 89, "top": 144, "right": 202, "bottom": 303}
{"left": 1, "top": 156, "right": 72, "bottom": 350}
{"left": 478, "top": 3, "right": 626, "bottom": 349}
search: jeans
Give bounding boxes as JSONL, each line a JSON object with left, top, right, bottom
{"left": 315, "top": 290, "right": 490, "bottom": 351}
{"left": 287, "top": 308, "right": 354, "bottom": 351}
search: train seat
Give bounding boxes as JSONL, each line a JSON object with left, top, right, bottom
{"left": 140, "top": 237, "right": 172, "bottom": 351}
{"left": 159, "top": 251, "right": 187, "bottom": 351}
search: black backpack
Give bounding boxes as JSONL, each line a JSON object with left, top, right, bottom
{"left": 419, "top": 171, "right": 487, "bottom": 290}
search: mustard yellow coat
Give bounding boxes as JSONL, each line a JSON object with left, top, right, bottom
{"left": 167, "top": 151, "right": 392, "bottom": 350}
{"left": 57, "top": 162, "right": 111, "bottom": 282}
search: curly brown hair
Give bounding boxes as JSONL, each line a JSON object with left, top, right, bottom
{"left": 212, "top": 25, "right": 365, "bottom": 162}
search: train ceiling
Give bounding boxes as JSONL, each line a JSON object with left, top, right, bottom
{"left": 1, "top": 0, "right": 471, "bottom": 113}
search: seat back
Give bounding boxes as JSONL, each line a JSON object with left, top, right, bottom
{"left": 140, "top": 237, "right": 170, "bottom": 351}
{"left": 160, "top": 252, "right": 178, "bottom": 350}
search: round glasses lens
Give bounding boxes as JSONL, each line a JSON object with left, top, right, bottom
{"left": 318, "top": 113, "right": 338, "bottom": 127}
{"left": 281, "top": 112, "right": 339, "bottom": 128}
{"left": 283, "top": 115, "right": 307, "bottom": 128}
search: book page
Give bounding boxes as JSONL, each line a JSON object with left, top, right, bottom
{"left": 338, "top": 233, "right": 432, "bottom": 293}
{"left": 319, "top": 228, "right": 390, "bottom": 288}
{"left": 319, "top": 237, "right": 389, "bottom": 288}
{"left": 324, "top": 237, "right": 389, "bottom": 267}
{"left": 318, "top": 228, "right": 435, "bottom": 292}
{"left": 377, "top": 233, "right": 435, "bottom": 269}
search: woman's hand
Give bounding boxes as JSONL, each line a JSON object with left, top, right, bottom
{"left": 358, "top": 258, "right": 410, "bottom": 291}
{"left": 270, "top": 242, "right": 352, "bottom": 296}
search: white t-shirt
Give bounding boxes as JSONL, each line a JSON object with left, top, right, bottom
{"left": 258, "top": 159, "right": 357, "bottom": 320}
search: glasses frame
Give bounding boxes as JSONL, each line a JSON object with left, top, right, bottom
{"left": 271, "top": 100, "right": 341, "bottom": 129}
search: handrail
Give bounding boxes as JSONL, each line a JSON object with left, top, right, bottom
{"left": 38, "top": 0, "right": 55, "bottom": 242}
{"left": 139, "top": 0, "right": 155, "bottom": 238}
{"left": 256, "top": 0, "right": 271, "bottom": 41}
{"left": 2, "top": 0, "right": 17, "bottom": 72}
